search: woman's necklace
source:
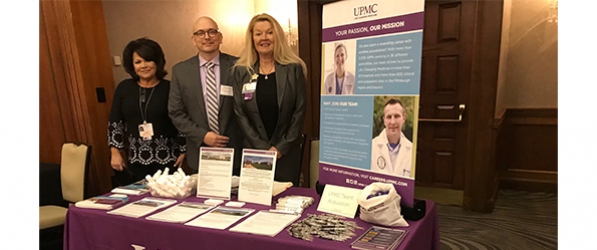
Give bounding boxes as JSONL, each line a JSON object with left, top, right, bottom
{"left": 260, "top": 63, "right": 275, "bottom": 80}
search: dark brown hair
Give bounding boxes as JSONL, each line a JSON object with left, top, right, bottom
{"left": 122, "top": 37, "right": 167, "bottom": 81}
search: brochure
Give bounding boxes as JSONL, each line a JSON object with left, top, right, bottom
{"left": 107, "top": 197, "right": 177, "bottom": 218}
{"left": 196, "top": 147, "right": 234, "bottom": 200}
{"left": 146, "top": 202, "right": 215, "bottom": 223}
{"left": 74, "top": 195, "right": 128, "bottom": 210}
{"left": 350, "top": 226, "right": 408, "bottom": 250}
{"left": 111, "top": 179, "right": 149, "bottom": 195}
{"left": 238, "top": 149, "right": 277, "bottom": 206}
{"left": 184, "top": 206, "right": 255, "bottom": 230}
{"left": 229, "top": 211, "right": 300, "bottom": 237}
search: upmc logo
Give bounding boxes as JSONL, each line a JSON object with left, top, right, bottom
{"left": 354, "top": 4, "right": 378, "bottom": 18}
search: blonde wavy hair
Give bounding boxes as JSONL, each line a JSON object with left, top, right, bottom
{"left": 234, "top": 13, "right": 307, "bottom": 79}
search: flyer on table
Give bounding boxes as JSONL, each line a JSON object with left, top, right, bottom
{"left": 196, "top": 147, "right": 234, "bottom": 200}
{"left": 184, "top": 206, "right": 255, "bottom": 230}
{"left": 319, "top": 0, "right": 424, "bottom": 207}
{"left": 238, "top": 149, "right": 277, "bottom": 206}
{"left": 146, "top": 202, "right": 215, "bottom": 223}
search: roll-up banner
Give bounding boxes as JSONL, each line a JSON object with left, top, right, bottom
{"left": 319, "top": 0, "right": 424, "bottom": 207}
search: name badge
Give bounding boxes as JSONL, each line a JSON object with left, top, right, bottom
{"left": 220, "top": 85, "right": 233, "bottom": 96}
{"left": 242, "top": 81, "right": 257, "bottom": 94}
{"left": 243, "top": 81, "right": 257, "bottom": 100}
{"left": 138, "top": 122, "right": 154, "bottom": 140}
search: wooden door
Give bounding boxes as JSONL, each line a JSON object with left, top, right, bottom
{"left": 415, "top": 1, "right": 476, "bottom": 191}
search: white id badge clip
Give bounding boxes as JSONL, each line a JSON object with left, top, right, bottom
{"left": 138, "top": 122, "right": 154, "bottom": 140}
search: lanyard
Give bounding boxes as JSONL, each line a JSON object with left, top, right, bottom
{"left": 139, "top": 86, "right": 156, "bottom": 123}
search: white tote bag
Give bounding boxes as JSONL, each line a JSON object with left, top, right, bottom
{"left": 357, "top": 182, "right": 409, "bottom": 227}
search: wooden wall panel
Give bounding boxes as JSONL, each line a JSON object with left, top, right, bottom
{"left": 438, "top": 2, "right": 461, "bottom": 42}
{"left": 496, "top": 108, "right": 557, "bottom": 193}
{"left": 41, "top": 0, "right": 87, "bottom": 143}
{"left": 433, "top": 152, "right": 454, "bottom": 185}
{"left": 40, "top": 7, "right": 66, "bottom": 164}
{"left": 69, "top": 0, "right": 116, "bottom": 196}
{"left": 507, "top": 125, "right": 557, "bottom": 172}
{"left": 436, "top": 56, "right": 458, "bottom": 92}
{"left": 40, "top": 0, "right": 115, "bottom": 197}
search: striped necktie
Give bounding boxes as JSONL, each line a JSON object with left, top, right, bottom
{"left": 205, "top": 62, "right": 219, "bottom": 134}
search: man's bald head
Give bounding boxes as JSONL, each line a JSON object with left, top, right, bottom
{"left": 191, "top": 16, "right": 222, "bottom": 59}
{"left": 193, "top": 16, "right": 219, "bottom": 33}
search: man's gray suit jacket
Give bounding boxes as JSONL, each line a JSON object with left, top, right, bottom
{"left": 168, "top": 53, "right": 243, "bottom": 174}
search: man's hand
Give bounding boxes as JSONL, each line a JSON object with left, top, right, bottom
{"left": 203, "top": 132, "right": 230, "bottom": 147}
{"left": 269, "top": 146, "right": 282, "bottom": 159}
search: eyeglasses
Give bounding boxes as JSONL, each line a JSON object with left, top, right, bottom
{"left": 193, "top": 29, "right": 219, "bottom": 38}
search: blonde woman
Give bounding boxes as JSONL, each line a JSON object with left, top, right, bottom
{"left": 324, "top": 42, "right": 355, "bottom": 95}
{"left": 230, "top": 13, "right": 307, "bottom": 187}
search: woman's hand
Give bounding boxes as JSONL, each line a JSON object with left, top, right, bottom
{"left": 269, "top": 146, "right": 282, "bottom": 159}
{"left": 174, "top": 153, "right": 186, "bottom": 168}
{"left": 110, "top": 149, "right": 125, "bottom": 171}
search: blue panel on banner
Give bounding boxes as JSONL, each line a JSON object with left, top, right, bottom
{"left": 355, "top": 32, "right": 422, "bottom": 95}
{"left": 319, "top": 96, "right": 373, "bottom": 170}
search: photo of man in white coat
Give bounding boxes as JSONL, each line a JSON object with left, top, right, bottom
{"left": 371, "top": 99, "right": 413, "bottom": 177}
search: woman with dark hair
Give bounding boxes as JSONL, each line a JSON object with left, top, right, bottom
{"left": 108, "top": 37, "right": 186, "bottom": 183}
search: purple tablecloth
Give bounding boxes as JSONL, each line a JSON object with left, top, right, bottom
{"left": 64, "top": 187, "right": 439, "bottom": 250}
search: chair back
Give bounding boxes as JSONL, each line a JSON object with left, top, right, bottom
{"left": 309, "top": 138, "right": 320, "bottom": 189}
{"left": 60, "top": 142, "right": 90, "bottom": 203}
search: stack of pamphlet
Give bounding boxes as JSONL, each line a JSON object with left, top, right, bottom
{"left": 111, "top": 180, "right": 149, "bottom": 195}
{"left": 75, "top": 195, "right": 129, "bottom": 210}
{"left": 350, "top": 226, "right": 408, "bottom": 250}
{"left": 271, "top": 195, "right": 313, "bottom": 214}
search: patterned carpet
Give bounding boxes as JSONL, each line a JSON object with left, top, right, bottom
{"left": 436, "top": 190, "right": 558, "bottom": 250}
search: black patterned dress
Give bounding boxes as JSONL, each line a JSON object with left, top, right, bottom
{"left": 108, "top": 79, "right": 186, "bottom": 181}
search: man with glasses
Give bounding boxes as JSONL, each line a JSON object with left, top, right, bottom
{"left": 168, "top": 16, "right": 244, "bottom": 175}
